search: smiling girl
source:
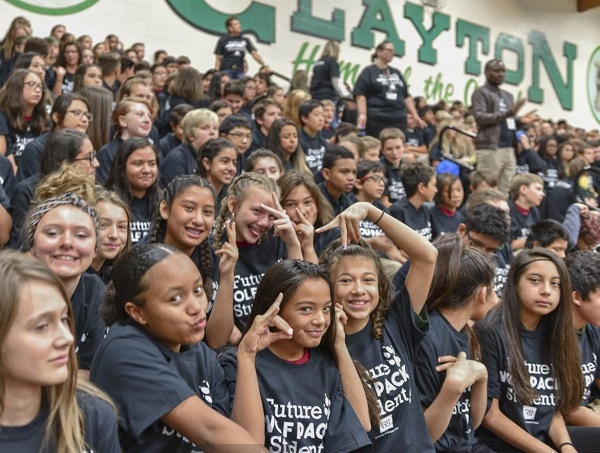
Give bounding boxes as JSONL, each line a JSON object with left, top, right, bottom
{"left": 105, "top": 137, "right": 160, "bottom": 244}
{"left": 0, "top": 251, "right": 119, "bottom": 452}
{"left": 197, "top": 138, "right": 237, "bottom": 205}
{"left": 476, "top": 249, "right": 584, "bottom": 452}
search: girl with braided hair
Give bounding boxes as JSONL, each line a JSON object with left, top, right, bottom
{"left": 318, "top": 201, "right": 438, "bottom": 452}
{"left": 212, "top": 172, "right": 302, "bottom": 339}
{"left": 22, "top": 163, "right": 106, "bottom": 372}
{"left": 148, "top": 174, "right": 239, "bottom": 349}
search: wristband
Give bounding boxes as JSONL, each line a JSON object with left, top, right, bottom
{"left": 559, "top": 442, "right": 575, "bottom": 451}
{"left": 373, "top": 210, "right": 385, "bottom": 225}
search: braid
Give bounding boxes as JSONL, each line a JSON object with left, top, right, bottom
{"left": 149, "top": 196, "right": 167, "bottom": 244}
{"left": 212, "top": 197, "right": 229, "bottom": 250}
{"left": 198, "top": 240, "right": 214, "bottom": 298}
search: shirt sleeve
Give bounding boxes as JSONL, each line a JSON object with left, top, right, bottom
{"left": 80, "top": 392, "right": 121, "bottom": 453}
{"left": 477, "top": 322, "right": 504, "bottom": 403}
{"left": 415, "top": 337, "right": 442, "bottom": 408}
{"left": 353, "top": 67, "right": 371, "bottom": 97}
{"left": 245, "top": 37, "right": 256, "bottom": 54}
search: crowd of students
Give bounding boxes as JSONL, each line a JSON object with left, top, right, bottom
{"left": 2, "top": 13, "right": 600, "bottom": 453}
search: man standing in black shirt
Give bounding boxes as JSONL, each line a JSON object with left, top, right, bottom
{"left": 214, "top": 16, "right": 268, "bottom": 80}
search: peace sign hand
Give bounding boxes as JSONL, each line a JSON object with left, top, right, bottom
{"left": 216, "top": 217, "right": 238, "bottom": 276}
{"left": 261, "top": 193, "right": 301, "bottom": 247}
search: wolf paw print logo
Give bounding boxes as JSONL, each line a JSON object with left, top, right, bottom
{"left": 199, "top": 381, "right": 212, "bottom": 404}
{"left": 6, "top": 0, "right": 99, "bottom": 15}
{"left": 323, "top": 394, "right": 331, "bottom": 418}
{"left": 382, "top": 345, "right": 401, "bottom": 367}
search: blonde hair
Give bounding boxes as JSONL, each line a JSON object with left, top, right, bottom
{"left": 34, "top": 162, "right": 96, "bottom": 204}
{"left": 509, "top": 173, "right": 544, "bottom": 201}
{"left": 361, "top": 135, "right": 381, "bottom": 151}
{"left": 378, "top": 127, "right": 405, "bottom": 146}
{"left": 0, "top": 251, "right": 115, "bottom": 452}
{"left": 320, "top": 40, "right": 340, "bottom": 60}
{"left": 212, "top": 172, "right": 280, "bottom": 249}
{"left": 181, "top": 108, "right": 218, "bottom": 145}
{"left": 283, "top": 89, "right": 311, "bottom": 128}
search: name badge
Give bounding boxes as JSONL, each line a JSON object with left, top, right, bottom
{"left": 506, "top": 117, "right": 516, "bottom": 130}
{"left": 386, "top": 92, "right": 398, "bottom": 101}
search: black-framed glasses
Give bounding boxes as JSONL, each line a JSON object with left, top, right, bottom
{"left": 465, "top": 229, "right": 499, "bottom": 255}
{"left": 73, "top": 151, "right": 98, "bottom": 164}
{"left": 24, "top": 81, "right": 43, "bottom": 91}
{"left": 359, "top": 175, "right": 388, "bottom": 185}
{"left": 67, "top": 110, "right": 94, "bottom": 122}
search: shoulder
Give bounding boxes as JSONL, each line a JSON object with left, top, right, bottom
{"left": 77, "top": 390, "right": 116, "bottom": 422}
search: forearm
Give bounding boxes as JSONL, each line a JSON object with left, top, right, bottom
{"left": 469, "top": 378, "right": 488, "bottom": 429}
{"left": 286, "top": 241, "right": 303, "bottom": 260}
{"left": 335, "top": 345, "right": 371, "bottom": 431}
{"left": 405, "top": 97, "right": 419, "bottom": 119}
{"left": 214, "top": 55, "right": 221, "bottom": 71}
{"left": 356, "top": 95, "right": 367, "bottom": 118}
{"left": 406, "top": 144, "right": 427, "bottom": 155}
{"left": 205, "top": 273, "right": 235, "bottom": 349}
{"left": 548, "top": 412, "right": 574, "bottom": 451}
{"left": 332, "top": 77, "right": 350, "bottom": 98}
{"left": 232, "top": 352, "right": 266, "bottom": 443}
{"left": 564, "top": 405, "right": 600, "bottom": 427}
{"left": 423, "top": 385, "right": 462, "bottom": 442}
{"left": 511, "top": 237, "right": 527, "bottom": 251}
{"left": 252, "top": 51, "right": 265, "bottom": 67}
{"left": 301, "top": 244, "right": 318, "bottom": 264}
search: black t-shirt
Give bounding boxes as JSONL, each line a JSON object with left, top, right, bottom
{"left": 15, "top": 132, "right": 49, "bottom": 183}
{"left": 72, "top": 273, "right": 106, "bottom": 370}
{"left": 345, "top": 285, "right": 433, "bottom": 452}
{"left": 91, "top": 321, "right": 230, "bottom": 453}
{"left": 475, "top": 317, "right": 557, "bottom": 452}
{"left": 0, "top": 110, "right": 40, "bottom": 167}
{"left": 353, "top": 65, "right": 410, "bottom": 121}
{"left": 129, "top": 196, "right": 153, "bottom": 244}
{"left": 96, "top": 138, "right": 124, "bottom": 184}
{"left": 214, "top": 35, "right": 256, "bottom": 70}
{"left": 61, "top": 71, "right": 74, "bottom": 94}
{"left": 310, "top": 56, "right": 340, "bottom": 101}
{"left": 159, "top": 133, "right": 180, "bottom": 157}
{"left": 159, "top": 143, "right": 198, "bottom": 188}
{"left": 540, "top": 158, "right": 559, "bottom": 192}
{"left": 430, "top": 206, "right": 464, "bottom": 240}
{"left": 515, "top": 148, "right": 547, "bottom": 176}
{"left": 579, "top": 325, "right": 600, "bottom": 406}
{"left": 318, "top": 182, "right": 357, "bottom": 216}
{"left": 299, "top": 129, "right": 329, "bottom": 175}
{"left": 508, "top": 199, "right": 540, "bottom": 241}
{"left": 405, "top": 128, "right": 425, "bottom": 148}
{"left": 7, "top": 174, "right": 38, "bottom": 249}
{"left": 389, "top": 197, "right": 433, "bottom": 241}
{"left": 422, "top": 125, "right": 436, "bottom": 147}
{"left": 381, "top": 158, "right": 406, "bottom": 204}
{"left": 231, "top": 234, "right": 288, "bottom": 330}
{"left": 220, "top": 347, "right": 372, "bottom": 452}
{"left": 314, "top": 227, "right": 341, "bottom": 256}
{"left": 0, "top": 152, "right": 15, "bottom": 198}
{"left": 416, "top": 311, "right": 476, "bottom": 452}
{"left": 0, "top": 391, "right": 120, "bottom": 453}
{"left": 493, "top": 243, "right": 513, "bottom": 296}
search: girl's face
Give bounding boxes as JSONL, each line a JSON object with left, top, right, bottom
{"left": 442, "top": 179, "right": 464, "bottom": 209}
{"left": 560, "top": 144, "right": 575, "bottom": 162}
{"left": 190, "top": 122, "right": 218, "bottom": 149}
{"left": 271, "top": 88, "right": 285, "bottom": 108}
{"left": 161, "top": 186, "right": 215, "bottom": 252}
{"left": 29, "top": 55, "right": 46, "bottom": 82}
{"left": 22, "top": 73, "right": 43, "bottom": 108}
{"left": 2, "top": 281, "right": 74, "bottom": 391}
{"left": 544, "top": 139, "right": 558, "bottom": 157}
{"left": 203, "top": 147, "right": 237, "bottom": 187}
{"left": 96, "top": 201, "right": 128, "bottom": 261}
{"left": 60, "top": 99, "right": 90, "bottom": 132}
{"left": 332, "top": 255, "right": 380, "bottom": 332}
{"left": 252, "top": 157, "right": 282, "bottom": 181}
{"left": 277, "top": 278, "right": 332, "bottom": 357}
{"left": 83, "top": 66, "right": 102, "bottom": 88}
{"left": 202, "top": 74, "right": 212, "bottom": 93}
{"left": 63, "top": 44, "right": 80, "bottom": 66}
{"left": 32, "top": 206, "right": 97, "bottom": 280}
{"left": 81, "top": 48, "right": 94, "bottom": 65}
{"left": 94, "top": 43, "right": 106, "bottom": 59}
{"left": 134, "top": 253, "right": 207, "bottom": 352}
{"left": 282, "top": 184, "right": 318, "bottom": 226}
{"left": 119, "top": 104, "right": 152, "bottom": 138}
{"left": 125, "top": 146, "right": 158, "bottom": 196}
{"left": 280, "top": 125, "right": 299, "bottom": 156}
{"left": 230, "top": 188, "right": 275, "bottom": 244}
{"left": 517, "top": 259, "right": 561, "bottom": 327}
{"left": 80, "top": 36, "right": 92, "bottom": 49}
{"left": 152, "top": 67, "right": 168, "bottom": 90}
{"left": 74, "top": 138, "right": 99, "bottom": 176}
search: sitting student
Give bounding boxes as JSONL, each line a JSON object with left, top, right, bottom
{"left": 430, "top": 172, "right": 465, "bottom": 239}
{"left": 537, "top": 135, "right": 563, "bottom": 192}
{"left": 160, "top": 108, "right": 218, "bottom": 187}
{"left": 298, "top": 100, "right": 329, "bottom": 174}
{"left": 320, "top": 99, "right": 337, "bottom": 140}
{"left": 266, "top": 118, "right": 311, "bottom": 174}
{"left": 222, "top": 80, "right": 244, "bottom": 115}
{"left": 524, "top": 219, "right": 569, "bottom": 259}
{"left": 249, "top": 98, "right": 281, "bottom": 152}
{"left": 389, "top": 162, "right": 436, "bottom": 241}
{"left": 544, "top": 158, "right": 589, "bottom": 223}
{"left": 416, "top": 235, "right": 495, "bottom": 452}
{"left": 197, "top": 138, "right": 237, "bottom": 205}
{"left": 515, "top": 130, "right": 547, "bottom": 176}
{"left": 404, "top": 112, "right": 427, "bottom": 160}
{"left": 338, "top": 135, "right": 365, "bottom": 161}
{"left": 331, "top": 122, "right": 359, "bottom": 144}
{"left": 159, "top": 103, "right": 193, "bottom": 157}
{"left": 319, "top": 145, "right": 358, "bottom": 215}
{"left": 208, "top": 99, "right": 232, "bottom": 124}
{"left": 565, "top": 251, "right": 600, "bottom": 434}
{"left": 469, "top": 169, "right": 498, "bottom": 193}
{"left": 360, "top": 135, "right": 381, "bottom": 162}
{"left": 379, "top": 128, "right": 410, "bottom": 208}
{"left": 420, "top": 106, "right": 436, "bottom": 147}
{"left": 508, "top": 173, "right": 545, "bottom": 251}
{"left": 245, "top": 148, "right": 284, "bottom": 181}
{"left": 218, "top": 113, "right": 253, "bottom": 174}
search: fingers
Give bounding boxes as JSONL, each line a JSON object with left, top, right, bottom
{"left": 272, "top": 314, "right": 293, "bottom": 336}
{"left": 335, "top": 304, "right": 348, "bottom": 325}
{"left": 315, "top": 218, "right": 338, "bottom": 234}
{"left": 226, "top": 216, "right": 236, "bottom": 244}
{"left": 437, "top": 355, "right": 458, "bottom": 365}
{"left": 272, "top": 192, "right": 284, "bottom": 212}
{"left": 295, "top": 207, "right": 311, "bottom": 226}
{"left": 260, "top": 203, "right": 284, "bottom": 219}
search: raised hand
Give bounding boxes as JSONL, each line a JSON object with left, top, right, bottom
{"left": 437, "top": 352, "right": 488, "bottom": 392}
{"left": 316, "top": 201, "right": 373, "bottom": 247}
{"left": 216, "top": 218, "right": 238, "bottom": 276}
{"left": 261, "top": 193, "right": 300, "bottom": 247}
{"left": 294, "top": 207, "right": 315, "bottom": 249}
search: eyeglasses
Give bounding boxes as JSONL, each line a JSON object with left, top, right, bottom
{"left": 465, "top": 230, "right": 499, "bottom": 255}
{"left": 67, "top": 110, "right": 94, "bottom": 122}
{"left": 24, "top": 81, "right": 43, "bottom": 91}
{"left": 73, "top": 151, "right": 98, "bottom": 164}
{"left": 359, "top": 175, "right": 388, "bottom": 185}
{"left": 228, "top": 132, "right": 252, "bottom": 141}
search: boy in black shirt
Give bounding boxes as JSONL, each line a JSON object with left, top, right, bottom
{"left": 389, "top": 162, "right": 436, "bottom": 241}
{"left": 214, "top": 16, "right": 267, "bottom": 79}
{"left": 318, "top": 145, "right": 357, "bottom": 215}
{"left": 404, "top": 112, "right": 427, "bottom": 160}
{"left": 508, "top": 173, "right": 545, "bottom": 251}
{"left": 219, "top": 114, "right": 253, "bottom": 174}
{"left": 159, "top": 103, "right": 193, "bottom": 157}
{"left": 299, "top": 99, "right": 329, "bottom": 175}
{"left": 250, "top": 99, "right": 281, "bottom": 152}
{"left": 524, "top": 219, "right": 569, "bottom": 259}
{"left": 379, "top": 127, "right": 410, "bottom": 207}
